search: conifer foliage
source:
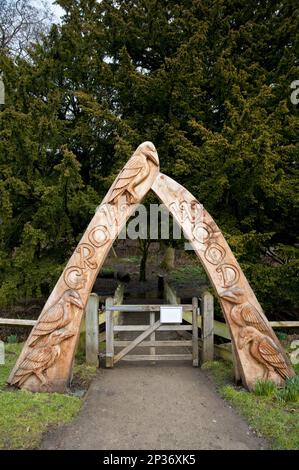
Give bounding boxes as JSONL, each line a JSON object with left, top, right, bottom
{"left": 0, "top": 0, "right": 298, "bottom": 317}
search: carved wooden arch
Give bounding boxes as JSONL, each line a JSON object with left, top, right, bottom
{"left": 8, "top": 142, "right": 294, "bottom": 392}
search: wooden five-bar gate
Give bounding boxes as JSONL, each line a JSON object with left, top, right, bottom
{"left": 105, "top": 298, "right": 199, "bottom": 368}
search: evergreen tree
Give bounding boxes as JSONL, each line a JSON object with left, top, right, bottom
{"left": 0, "top": 0, "right": 298, "bottom": 317}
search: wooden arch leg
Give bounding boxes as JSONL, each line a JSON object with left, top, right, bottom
{"left": 8, "top": 142, "right": 160, "bottom": 393}
{"left": 152, "top": 173, "right": 294, "bottom": 390}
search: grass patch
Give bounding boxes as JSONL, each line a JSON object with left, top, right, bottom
{"left": 254, "top": 379, "right": 277, "bottom": 397}
{"left": 169, "top": 265, "right": 208, "bottom": 285}
{"left": 0, "top": 343, "right": 82, "bottom": 449}
{"left": 203, "top": 360, "right": 299, "bottom": 450}
{"left": 275, "top": 376, "right": 299, "bottom": 404}
{"left": 118, "top": 255, "right": 141, "bottom": 264}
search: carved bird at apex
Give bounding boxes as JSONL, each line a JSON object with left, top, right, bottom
{"left": 10, "top": 329, "right": 75, "bottom": 388}
{"left": 28, "top": 290, "right": 83, "bottom": 347}
{"left": 238, "top": 326, "right": 293, "bottom": 381}
{"left": 220, "top": 288, "right": 269, "bottom": 334}
{"left": 107, "top": 141, "right": 159, "bottom": 205}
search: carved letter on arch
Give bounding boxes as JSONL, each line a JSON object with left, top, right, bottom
{"left": 8, "top": 146, "right": 294, "bottom": 393}
{"left": 204, "top": 243, "right": 226, "bottom": 265}
{"left": 8, "top": 142, "right": 160, "bottom": 393}
{"left": 216, "top": 263, "right": 240, "bottom": 288}
{"left": 76, "top": 243, "right": 98, "bottom": 270}
{"left": 152, "top": 173, "right": 294, "bottom": 390}
{"left": 88, "top": 225, "right": 110, "bottom": 248}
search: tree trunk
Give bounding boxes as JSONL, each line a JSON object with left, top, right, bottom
{"left": 161, "top": 246, "right": 175, "bottom": 271}
{"left": 139, "top": 239, "right": 150, "bottom": 281}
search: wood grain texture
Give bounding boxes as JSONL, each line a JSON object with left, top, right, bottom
{"left": 113, "top": 320, "right": 161, "bottom": 364}
{"left": 113, "top": 325, "right": 193, "bottom": 331}
{"left": 105, "top": 297, "right": 114, "bottom": 369}
{"left": 8, "top": 142, "right": 159, "bottom": 392}
{"left": 120, "top": 354, "right": 193, "bottom": 361}
{"left": 201, "top": 292, "right": 214, "bottom": 363}
{"left": 192, "top": 297, "right": 199, "bottom": 366}
{"left": 85, "top": 294, "right": 99, "bottom": 365}
{"left": 152, "top": 172, "right": 294, "bottom": 390}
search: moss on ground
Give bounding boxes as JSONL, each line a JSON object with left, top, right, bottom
{"left": 0, "top": 343, "right": 82, "bottom": 449}
{"left": 202, "top": 360, "right": 299, "bottom": 450}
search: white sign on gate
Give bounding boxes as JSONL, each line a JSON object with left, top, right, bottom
{"left": 160, "top": 306, "right": 183, "bottom": 324}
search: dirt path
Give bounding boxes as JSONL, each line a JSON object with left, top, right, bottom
{"left": 41, "top": 363, "right": 267, "bottom": 450}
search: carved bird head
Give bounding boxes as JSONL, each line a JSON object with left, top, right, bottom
{"left": 63, "top": 290, "right": 84, "bottom": 309}
{"left": 137, "top": 141, "right": 159, "bottom": 165}
{"left": 49, "top": 329, "right": 75, "bottom": 345}
{"left": 220, "top": 287, "right": 244, "bottom": 304}
{"left": 238, "top": 326, "right": 257, "bottom": 349}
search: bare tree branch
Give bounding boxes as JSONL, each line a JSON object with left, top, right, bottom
{"left": 0, "top": 0, "right": 54, "bottom": 58}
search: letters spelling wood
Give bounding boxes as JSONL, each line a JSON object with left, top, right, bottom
{"left": 152, "top": 174, "right": 294, "bottom": 389}
{"left": 8, "top": 143, "right": 294, "bottom": 392}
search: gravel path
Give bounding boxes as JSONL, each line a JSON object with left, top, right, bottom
{"left": 41, "top": 363, "right": 267, "bottom": 450}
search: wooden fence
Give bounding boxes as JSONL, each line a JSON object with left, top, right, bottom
{"left": 0, "top": 281, "right": 298, "bottom": 367}
{"left": 164, "top": 282, "right": 299, "bottom": 366}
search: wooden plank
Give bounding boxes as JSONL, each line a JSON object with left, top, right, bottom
{"left": 85, "top": 293, "right": 99, "bottom": 366}
{"left": 10, "top": 304, "right": 298, "bottom": 339}
{"left": 113, "top": 324, "right": 193, "bottom": 331}
{"left": 198, "top": 336, "right": 233, "bottom": 363}
{"left": 164, "top": 282, "right": 180, "bottom": 304}
{"left": 269, "top": 321, "right": 299, "bottom": 328}
{"left": 99, "top": 332, "right": 106, "bottom": 342}
{"left": 201, "top": 291, "right": 214, "bottom": 363}
{"left": 214, "top": 343, "right": 233, "bottom": 362}
{"left": 0, "top": 318, "right": 36, "bottom": 326}
{"left": 214, "top": 321, "right": 230, "bottom": 339}
{"left": 121, "top": 354, "right": 193, "bottom": 361}
{"left": 113, "top": 284, "right": 125, "bottom": 338}
{"left": 114, "top": 340, "right": 193, "bottom": 347}
{"left": 183, "top": 311, "right": 198, "bottom": 327}
{"left": 105, "top": 297, "right": 114, "bottom": 368}
{"left": 102, "top": 316, "right": 299, "bottom": 331}
{"left": 114, "top": 320, "right": 161, "bottom": 364}
{"left": 109, "top": 304, "right": 192, "bottom": 312}
{"left": 192, "top": 297, "right": 199, "bottom": 367}
{"left": 150, "top": 312, "right": 155, "bottom": 357}
{"left": 182, "top": 312, "right": 231, "bottom": 340}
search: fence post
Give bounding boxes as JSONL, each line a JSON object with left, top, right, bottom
{"left": 105, "top": 297, "right": 114, "bottom": 368}
{"left": 201, "top": 291, "right": 214, "bottom": 364}
{"left": 113, "top": 284, "right": 124, "bottom": 338}
{"left": 85, "top": 293, "right": 100, "bottom": 365}
{"left": 192, "top": 297, "right": 199, "bottom": 366}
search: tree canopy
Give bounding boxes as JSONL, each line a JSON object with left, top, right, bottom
{"left": 0, "top": 0, "right": 298, "bottom": 317}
